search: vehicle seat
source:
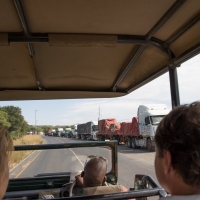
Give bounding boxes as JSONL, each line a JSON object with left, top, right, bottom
{"left": 83, "top": 185, "right": 123, "bottom": 195}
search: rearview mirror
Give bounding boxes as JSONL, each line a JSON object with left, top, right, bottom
{"left": 134, "top": 174, "right": 150, "bottom": 190}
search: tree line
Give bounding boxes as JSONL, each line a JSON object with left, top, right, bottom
{"left": 0, "top": 106, "right": 29, "bottom": 140}
{"left": 0, "top": 106, "right": 74, "bottom": 140}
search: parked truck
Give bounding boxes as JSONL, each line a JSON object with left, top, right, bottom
{"left": 71, "top": 124, "right": 78, "bottom": 138}
{"left": 97, "top": 118, "right": 118, "bottom": 141}
{"left": 53, "top": 127, "right": 64, "bottom": 137}
{"left": 44, "top": 129, "right": 52, "bottom": 136}
{"left": 77, "top": 121, "right": 98, "bottom": 140}
{"left": 77, "top": 123, "right": 85, "bottom": 139}
{"left": 97, "top": 104, "right": 169, "bottom": 151}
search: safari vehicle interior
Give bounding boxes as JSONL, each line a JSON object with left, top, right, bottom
{"left": 4, "top": 142, "right": 167, "bottom": 200}
{"left": 1, "top": 0, "right": 200, "bottom": 199}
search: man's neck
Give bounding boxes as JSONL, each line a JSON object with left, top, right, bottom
{"left": 169, "top": 177, "right": 200, "bottom": 195}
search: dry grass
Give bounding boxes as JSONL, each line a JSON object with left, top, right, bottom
{"left": 9, "top": 135, "right": 43, "bottom": 169}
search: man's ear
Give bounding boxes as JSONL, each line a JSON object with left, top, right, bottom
{"left": 103, "top": 176, "right": 107, "bottom": 183}
{"left": 164, "top": 150, "right": 172, "bottom": 174}
{"left": 81, "top": 171, "right": 84, "bottom": 177}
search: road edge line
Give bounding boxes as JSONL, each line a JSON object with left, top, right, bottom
{"left": 10, "top": 137, "right": 46, "bottom": 172}
{"left": 9, "top": 150, "right": 36, "bottom": 172}
{"left": 15, "top": 150, "right": 42, "bottom": 178}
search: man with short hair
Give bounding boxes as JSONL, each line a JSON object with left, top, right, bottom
{"left": 80, "top": 156, "right": 107, "bottom": 188}
{"left": 154, "top": 102, "right": 200, "bottom": 199}
{"left": 0, "top": 123, "right": 13, "bottom": 199}
{"left": 75, "top": 155, "right": 128, "bottom": 195}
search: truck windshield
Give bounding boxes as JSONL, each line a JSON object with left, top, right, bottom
{"left": 93, "top": 125, "right": 98, "bottom": 131}
{"left": 150, "top": 115, "right": 165, "bottom": 125}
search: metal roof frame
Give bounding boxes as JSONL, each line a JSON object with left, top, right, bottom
{"left": 0, "top": 0, "right": 199, "bottom": 106}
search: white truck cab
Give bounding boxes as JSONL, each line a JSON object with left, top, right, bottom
{"left": 90, "top": 121, "right": 98, "bottom": 140}
{"left": 137, "top": 104, "right": 169, "bottom": 150}
{"left": 71, "top": 124, "right": 78, "bottom": 138}
{"left": 138, "top": 104, "right": 169, "bottom": 137}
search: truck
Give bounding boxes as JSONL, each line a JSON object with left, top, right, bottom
{"left": 97, "top": 104, "right": 169, "bottom": 151}
{"left": 44, "top": 129, "right": 52, "bottom": 136}
{"left": 77, "top": 123, "right": 86, "bottom": 139}
{"left": 71, "top": 125, "right": 78, "bottom": 138}
{"left": 97, "top": 118, "right": 118, "bottom": 141}
{"left": 86, "top": 121, "right": 98, "bottom": 140}
{"left": 57, "top": 127, "right": 63, "bottom": 132}
{"left": 77, "top": 121, "right": 98, "bottom": 140}
{"left": 125, "top": 104, "right": 170, "bottom": 150}
{"left": 53, "top": 127, "right": 64, "bottom": 137}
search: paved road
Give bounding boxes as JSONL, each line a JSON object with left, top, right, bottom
{"left": 11, "top": 136, "right": 157, "bottom": 189}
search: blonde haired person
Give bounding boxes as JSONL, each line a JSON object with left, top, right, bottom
{"left": 0, "top": 123, "right": 13, "bottom": 199}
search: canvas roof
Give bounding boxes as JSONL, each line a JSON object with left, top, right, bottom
{"left": 0, "top": 0, "right": 199, "bottom": 100}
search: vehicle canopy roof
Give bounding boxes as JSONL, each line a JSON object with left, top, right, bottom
{"left": 0, "top": 0, "right": 199, "bottom": 101}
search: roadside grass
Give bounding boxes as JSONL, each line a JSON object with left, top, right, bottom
{"left": 9, "top": 135, "right": 43, "bottom": 169}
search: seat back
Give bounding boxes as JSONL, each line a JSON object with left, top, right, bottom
{"left": 83, "top": 185, "right": 123, "bottom": 195}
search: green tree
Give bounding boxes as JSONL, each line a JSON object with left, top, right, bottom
{"left": 0, "top": 106, "right": 28, "bottom": 139}
{"left": 0, "top": 110, "right": 11, "bottom": 128}
{"left": 41, "top": 125, "right": 54, "bottom": 131}
{"left": 36, "top": 127, "right": 43, "bottom": 132}
{"left": 0, "top": 106, "right": 22, "bottom": 132}
{"left": 21, "top": 120, "right": 29, "bottom": 134}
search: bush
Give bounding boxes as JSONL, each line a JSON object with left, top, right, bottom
{"left": 9, "top": 135, "right": 43, "bottom": 169}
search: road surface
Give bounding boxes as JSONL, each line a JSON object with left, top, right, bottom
{"left": 10, "top": 136, "right": 157, "bottom": 189}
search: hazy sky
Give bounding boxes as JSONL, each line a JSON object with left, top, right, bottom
{"left": 1, "top": 54, "right": 200, "bottom": 126}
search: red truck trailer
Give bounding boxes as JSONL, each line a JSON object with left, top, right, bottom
{"left": 97, "top": 117, "right": 140, "bottom": 147}
{"left": 44, "top": 129, "right": 52, "bottom": 136}
{"left": 97, "top": 118, "right": 132, "bottom": 143}
{"left": 97, "top": 118, "right": 119, "bottom": 141}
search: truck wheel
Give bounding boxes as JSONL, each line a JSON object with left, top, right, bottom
{"left": 147, "top": 138, "right": 154, "bottom": 151}
{"left": 97, "top": 136, "right": 101, "bottom": 141}
{"left": 82, "top": 135, "right": 86, "bottom": 140}
{"left": 132, "top": 138, "right": 138, "bottom": 149}
{"left": 127, "top": 138, "right": 132, "bottom": 148}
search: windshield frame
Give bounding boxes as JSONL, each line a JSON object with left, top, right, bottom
{"left": 12, "top": 141, "right": 118, "bottom": 179}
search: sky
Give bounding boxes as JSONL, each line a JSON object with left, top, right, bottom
{"left": 0, "top": 54, "right": 200, "bottom": 126}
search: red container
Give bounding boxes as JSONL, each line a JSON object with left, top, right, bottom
{"left": 131, "top": 117, "right": 139, "bottom": 136}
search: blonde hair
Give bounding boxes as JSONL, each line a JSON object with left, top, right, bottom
{"left": 0, "top": 123, "right": 13, "bottom": 184}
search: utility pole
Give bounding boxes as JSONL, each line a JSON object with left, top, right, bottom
{"left": 35, "top": 110, "right": 38, "bottom": 134}
{"left": 98, "top": 106, "right": 101, "bottom": 121}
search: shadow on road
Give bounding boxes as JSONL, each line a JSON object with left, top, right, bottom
{"left": 46, "top": 136, "right": 155, "bottom": 154}
{"left": 64, "top": 137, "right": 92, "bottom": 143}
{"left": 117, "top": 144, "right": 154, "bottom": 154}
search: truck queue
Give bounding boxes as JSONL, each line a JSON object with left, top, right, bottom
{"left": 45, "top": 104, "right": 169, "bottom": 151}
